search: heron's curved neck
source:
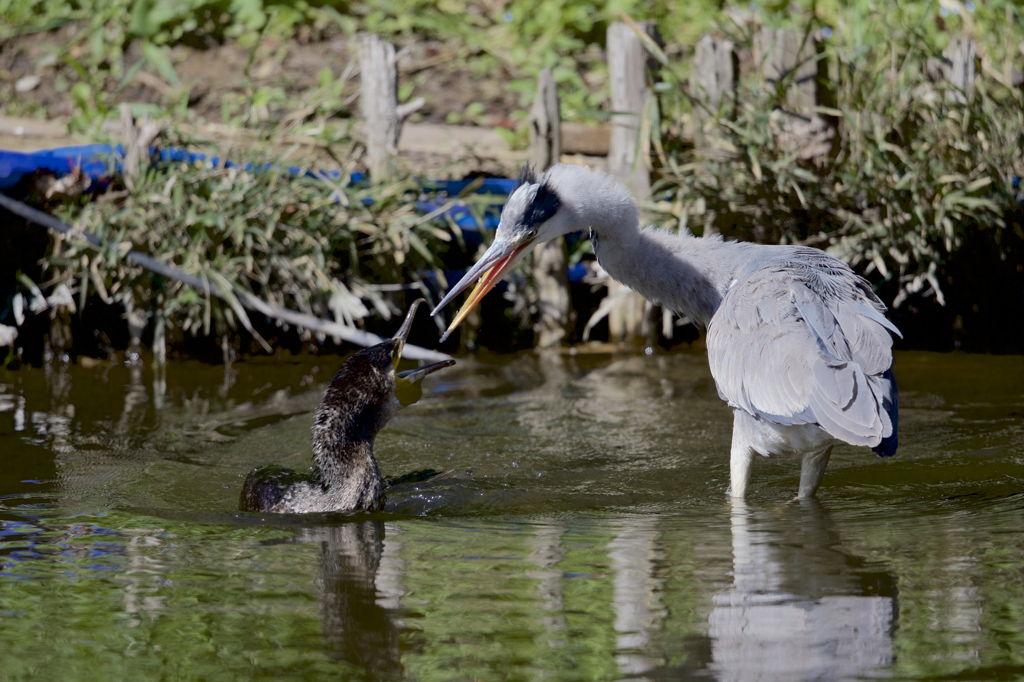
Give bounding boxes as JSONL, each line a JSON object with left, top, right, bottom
{"left": 549, "top": 173, "right": 738, "bottom": 328}
{"left": 546, "top": 169, "right": 641, "bottom": 249}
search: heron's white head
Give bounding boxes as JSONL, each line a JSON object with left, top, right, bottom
{"left": 430, "top": 165, "right": 562, "bottom": 341}
{"left": 430, "top": 164, "right": 636, "bottom": 342}
{"left": 495, "top": 164, "right": 571, "bottom": 244}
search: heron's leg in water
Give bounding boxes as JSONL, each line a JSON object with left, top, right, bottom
{"left": 729, "top": 411, "right": 756, "bottom": 498}
{"left": 798, "top": 445, "right": 834, "bottom": 499}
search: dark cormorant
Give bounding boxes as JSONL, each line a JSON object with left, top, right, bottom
{"left": 240, "top": 300, "right": 453, "bottom": 513}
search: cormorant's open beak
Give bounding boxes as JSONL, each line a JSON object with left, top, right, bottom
{"left": 394, "top": 358, "right": 455, "bottom": 407}
{"left": 430, "top": 239, "right": 533, "bottom": 342}
{"left": 392, "top": 298, "right": 456, "bottom": 406}
{"left": 391, "top": 298, "right": 424, "bottom": 350}
{"left": 397, "top": 360, "right": 456, "bottom": 383}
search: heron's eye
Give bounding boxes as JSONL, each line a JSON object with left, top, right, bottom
{"left": 527, "top": 229, "right": 537, "bottom": 239}
{"left": 390, "top": 345, "right": 400, "bottom": 362}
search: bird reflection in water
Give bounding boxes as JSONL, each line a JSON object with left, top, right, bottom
{"left": 709, "top": 501, "right": 896, "bottom": 681}
{"left": 271, "top": 520, "right": 409, "bottom": 679}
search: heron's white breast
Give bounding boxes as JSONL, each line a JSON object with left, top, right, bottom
{"left": 738, "top": 411, "right": 836, "bottom": 458}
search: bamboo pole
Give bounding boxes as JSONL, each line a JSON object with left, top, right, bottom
{"left": 0, "top": 192, "right": 451, "bottom": 363}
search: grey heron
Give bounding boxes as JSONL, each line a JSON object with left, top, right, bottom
{"left": 431, "top": 164, "right": 899, "bottom": 499}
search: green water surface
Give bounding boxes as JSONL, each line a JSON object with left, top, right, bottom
{"left": 0, "top": 349, "right": 1021, "bottom": 681}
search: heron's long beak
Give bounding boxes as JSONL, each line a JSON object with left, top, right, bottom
{"left": 430, "top": 240, "right": 530, "bottom": 342}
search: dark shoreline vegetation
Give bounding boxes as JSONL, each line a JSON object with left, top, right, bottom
{"left": 1, "top": 0, "right": 1023, "bottom": 366}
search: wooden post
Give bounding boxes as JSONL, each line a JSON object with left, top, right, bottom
{"left": 119, "top": 103, "right": 162, "bottom": 193}
{"left": 124, "top": 298, "right": 146, "bottom": 365}
{"left": 755, "top": 28, "right": 834, "bottom": 161}
{"left": 689, "top": 34, "right": 737, "bottom": 142}
{"left": 152, "top": 304, "right": 166, "bottom": 366}
{"left": 358, "top": 34, "right": 399, "bottom": 181}
{"left": 607, "top": 21, "right": 653, "bottom": 199}
{"left": 529, "top": 68, "right": 571, "bottom": 349}
{"left": 152, "top": 302, "right": 166, "bottom": 409}
{"left": 925, "top": 35, "right": 978, "bottom": 100}
{"left": 756, "top": 28, "right": 817, "bottom": 110}
{"left": 528, "top": 68, "right": 561, "bottom": 170}
{"left": 605, "top": 20, "right": 655, "bottom": 344}
{"left": 944, "top": 36, "right": 977, "bottom": 95}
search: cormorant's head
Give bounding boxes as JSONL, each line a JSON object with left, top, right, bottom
{"left": 317, "top": 300, "right": 455, "bottom": 438}
{"left": 385, "top": 298, "right": 456, "bottom": 407}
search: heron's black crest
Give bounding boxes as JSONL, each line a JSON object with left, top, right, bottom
{"left": 523, "top": 177, "right": 560, "bottom": 228}
{"left": 517, "top": 163, "right": 537, "bottom": 187}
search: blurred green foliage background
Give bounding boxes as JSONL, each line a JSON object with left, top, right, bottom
{"left": 1, "top": 0, "right": 1022, "bottom": 357}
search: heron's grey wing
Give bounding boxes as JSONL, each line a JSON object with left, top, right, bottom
{"left": 707, "top": 269, "right": 898, "bottom": 450}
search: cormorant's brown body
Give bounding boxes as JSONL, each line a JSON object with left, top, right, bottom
{"left": 240, "top": 301, "right": 452, "bottom": 513}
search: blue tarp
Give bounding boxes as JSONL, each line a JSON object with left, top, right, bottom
{"left": 0, "top": 144, "right": 117, "bottom": 190}
{"left": 0, "top": 143, "right": 590, "bottom": 283}
{"left": 0, "top": 144, "right": 510, "bottom": 229}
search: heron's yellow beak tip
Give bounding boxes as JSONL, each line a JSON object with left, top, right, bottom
{"left": 440, "top": 243, "right": 527, "bottom": 342}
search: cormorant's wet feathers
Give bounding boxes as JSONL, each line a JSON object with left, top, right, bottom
{"left": 239, "top": 300, "right": 452, "bottom": 514}
{"left": 241, "top": 465, "right": 319, "bottom": 512}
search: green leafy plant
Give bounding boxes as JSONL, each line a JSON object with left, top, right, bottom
{"left": 42, "top": 137, "right": 460, "bottom": 347}
{"left": 649, "top": 2, "right": 1024, "bottom": 308}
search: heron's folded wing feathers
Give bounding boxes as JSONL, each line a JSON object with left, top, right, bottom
{"left": 708, "top": 269, "right": 898, "bottom": 448}
{"left": 708, "top": 279, "right": 816, "bottom": 425}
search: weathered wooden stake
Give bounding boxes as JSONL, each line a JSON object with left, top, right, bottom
{"left": 926, "top": 35, "right": 979, "bottom": 101}
{"left": 152, "top": 315, "right": 166, "bottom": 410}
{"left": 529, "top": 68, "right": 561, "bottom": 170}
{"left": 689, "top": 34, "right": 737, "bottom": 143}
{"left": 152, "top": 304, "right": 166, "bottom": 366}
{"left": 944, "top": 36, "right": 977, "bottom": 95}
{"left": 529, "top": 68, "right": 571, "bottom": 348}
{"left": 358, "top": 34, "right": 399, "bottom": 181}
{"left": 119, "top": 103, "right": 163, "bottom": 193}
{"left": 607, "top": 21, "right": 652, "bottom": 199}
{"left": 605, "top": 20, "right": 654, "bottom": 344}
{"left": 756, "top": 27, "right": 817, "bottom": 110}
{"left": 755, "top": 28, "right": 834, "bottom": 161}
{"left": 124, "top": 298, "right": 146, "bottom": 365}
